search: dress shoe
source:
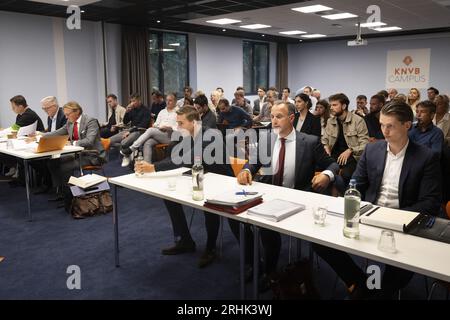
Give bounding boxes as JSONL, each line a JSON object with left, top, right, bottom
{"left": 161, "top": 240, "right": 196, "bottom": 255}
{"left": 198, "top": 249, "right": 217, "bottom": 268}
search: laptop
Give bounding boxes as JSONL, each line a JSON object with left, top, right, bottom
{"left": 34, "top": 135, "right": 69, "bottom": 153}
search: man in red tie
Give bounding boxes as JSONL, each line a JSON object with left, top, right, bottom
{"left": 233, "top": 101, "right": 339, "bottom": 291}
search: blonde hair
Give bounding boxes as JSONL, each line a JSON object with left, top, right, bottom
{"left": 63, "top": 101, "right": 83, "bottom": 114}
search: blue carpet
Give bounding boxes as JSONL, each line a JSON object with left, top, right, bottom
{"left": 0, "top": 151, "right": 447, "bottom": 299}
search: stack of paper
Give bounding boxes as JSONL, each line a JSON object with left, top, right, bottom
{"left": 247, "top": 199, "right": 305, "bottom": 222}
{"left": 204, "top": 189, "right": 264, "bottom": 214}
{"left": 69, "top": 174, "right": 107, "bottom": 189}
{"left": 360, "top": 207, "right": 421, "bottom": 232}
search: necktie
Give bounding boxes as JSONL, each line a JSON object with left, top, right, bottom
{"left": 273, "top": 138, "right": 286, "bottom": 186}
{"left": 73, "top": 121, "right": 79, "bottom": 141}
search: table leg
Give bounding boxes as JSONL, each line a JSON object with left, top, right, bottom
{"left": 24, "top": 160, "right": 32, "bottom": 222}
{"left": 239, "top": 222, "right": 245, "bottom": 300}
{"left": 113, "top": 184, "right": 120, "bottom": 267}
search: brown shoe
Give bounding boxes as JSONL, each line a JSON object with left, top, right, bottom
{"left": 161, "top": 240, "right": 196, "bottom": 255}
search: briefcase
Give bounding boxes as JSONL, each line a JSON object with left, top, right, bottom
{"left": 70, "top": 191, "right": 113, "bottom": 219}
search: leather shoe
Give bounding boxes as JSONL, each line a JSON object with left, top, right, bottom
{"left": 161, "top": 240, "right": 196, "bottom": 255}
{"left": 198, "top": 249, "right": 217, "bottom": 268}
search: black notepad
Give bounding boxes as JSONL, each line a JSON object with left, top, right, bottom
{"left": 406, "top": 215, "right": 450, "bottom": 244}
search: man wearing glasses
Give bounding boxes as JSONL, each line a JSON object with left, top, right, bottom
{"left": 40, "top": 96, "right": 66, "bottom": 132}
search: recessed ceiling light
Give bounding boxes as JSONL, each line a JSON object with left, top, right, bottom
{"left": 322, "top": 13, "right": 358, "bottom": 20}
{"left": 162, "top": 49, "right": 175, "bottom": 52}
{"left": 301, "top": 34, "right": 327, "bottom": 38}
{"left": 156, "top": 20, "right": 161, "bottom": 23}
{"left": 222, "top": 29, "right": 226, "bottom": 32}
{"left": 359, "top": 22, "right": 386, "bottom": 28}
{"left": 279, "top": 30, "right": 307, "bottom": 35}
{"left": 261, "top": 34, "right": 265, "bottom": 37}
{"left": 81, "top": 10, "right": 85, "bottom": 13}
{"left": 240, "top": 24, "right": 271, "bottom": 30}
{"left": 291, "top": 5, "right": 332, "bottom": 13}
{"left": 206, "top": 18, "right": 241, "bottom": 25}
{"left": 374, "top": 26, "right": 402, "bottom": 31}
{"left": 168, "top": 43, "right": 180, "bottom": 46}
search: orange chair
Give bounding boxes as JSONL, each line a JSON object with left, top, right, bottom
{"left": 81, "top": 138, "right": 110, "bottom": 176}
{"left": 446, "top": 201, "right": 450, "bottom": 219}
{"left": 154, "top": 143, "right": 169, "bottom": 162}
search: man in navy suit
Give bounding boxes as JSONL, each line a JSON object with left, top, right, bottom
{"left": 313, "top": 101, "right": 442, "bottom": 299}
{"left": 41, "top": 96, "right": 67, "bottom": 132}
{"left": 235, "top": 101, "right": 339, "bottom": 289}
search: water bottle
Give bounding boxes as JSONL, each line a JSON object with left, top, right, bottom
{"left": 135, "top": 151, "right": 144, "bottom": 177}
{"left": 343, "top": 179, "right": 360, "bottom": 239}
{"left": 192, "top": 156, "right": 204, "bottom": 201}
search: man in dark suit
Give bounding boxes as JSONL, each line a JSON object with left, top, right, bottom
{"left": 313, "top": 101, "right": 442, "bottom": 299}
{"left": 46, "top": 101, "right": 105, "bottom": 198}
{"left": 41, "top": 96, "right": 67, "bottom": 132}
{"left": 135, "top": 106, "right": 233, "bottom": 268}
{"left": 31, "top": 96, "right": 67, "bottom": 193}
{"left": 234, "top": 101, "right": 339, "bottom": 289}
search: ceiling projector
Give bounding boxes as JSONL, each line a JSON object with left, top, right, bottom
{"left": 348, "top": 22, "right": 368, "bottom": 46}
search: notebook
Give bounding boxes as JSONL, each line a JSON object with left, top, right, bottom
{"left": 34, "top": 135, "right": 69, "bottom": 153}
{"left": 359, "top": 206, "right": 421, "bottom": 232}
{"left": 247, "top": 199, "right": 305, "bottom": 222}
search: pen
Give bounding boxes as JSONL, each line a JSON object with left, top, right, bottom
{"left": 235, "top": 190, "right": 258, "bottom": 196}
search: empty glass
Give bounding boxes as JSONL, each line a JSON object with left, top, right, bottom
{"left": 167, "top": 177, "right": 177, "bottom": 191}
{"left": 378, "top": 230, "right": 397, "bottom": 253}
{"left": 313, "top": 205, "right": 327, "bottom": 225}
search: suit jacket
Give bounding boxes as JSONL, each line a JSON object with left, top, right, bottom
{"left": 154, "top": 127, "right": 231, "bottom": 177}
{"left": 352, "top": 140, "right": 442, "bottom": 215}
{"left": 47, "top": 114, "right": 106, "bottom": 164}
{"left": 246, "top": 130, "right": 339, "bottom": 192}
{"left": 253, "top": 97, "right": 266, "bottom": 115}
{"left": 293, "top": 112, "right": 321, "bottom": 138}
{"left": 47, "top": 107, "right": 67, "bottom": 132}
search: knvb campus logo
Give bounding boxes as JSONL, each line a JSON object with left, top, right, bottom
{"left": 66, "top": 5, "right": 81, "bottom": 30}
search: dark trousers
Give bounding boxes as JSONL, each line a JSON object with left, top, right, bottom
{"left": 312, "top": 243, "right": 414, "bottom": 298}
{"left": 228, "top": 220, "right": 281, "bottom": 274}
{"left": 163, "top": 200, "right": 219, "bottom": 250}
{"left": 331, "top": 154, "right": 357, "bottom": 185}
{"left": 100, "top": 127, "right": 115, "bottom": 139}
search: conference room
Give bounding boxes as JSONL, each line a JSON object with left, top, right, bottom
{"left": 0, "top": 0, "right": 449, "bottom": 302}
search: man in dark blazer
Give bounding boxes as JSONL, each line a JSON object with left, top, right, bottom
{"left": 46, "top": 101, "right": 105, "bottom": 197}
{"left": 234, "top": 101, "right": 339, "bottom": 289}
{"left": 41, "top": 96, "right": 67, "bottom": 132}
{"left": 135, "top": 106, "right": 233, "bottom": 268}
{"left": 313, "top": 101, "right": 442, "bottom": 299}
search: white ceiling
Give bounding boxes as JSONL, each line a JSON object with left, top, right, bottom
{"left": 184, "top": 0, "right": 450, "bottom": 40}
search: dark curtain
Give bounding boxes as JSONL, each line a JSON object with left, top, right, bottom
{"left": 121, "top": 26, "right": 150, "bottom": 106}
{"left": 276, "top": 42, "right": 288, "bottom": 91}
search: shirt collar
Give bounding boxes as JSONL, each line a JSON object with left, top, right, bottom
{"left": 75, "top": 115, "right": 82, "bottom": 124}
{"left": 278, "top": 127, "right": 296, "bottom": 142}
{"left": 387, "top": 139, "right": 409, "bottom": 158}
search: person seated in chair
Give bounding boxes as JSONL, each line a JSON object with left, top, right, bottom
{"left": 313, "top": 101, "right": 442, "bottom": 299}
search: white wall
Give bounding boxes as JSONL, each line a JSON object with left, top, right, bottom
{"left": 288, "top": 33, "right": 450, "bottom": 110}
{"left": 0, "top": 11, "right": 121, "bottom": 128}
{"left": 190, "top": 33, "right": 277, "bottom": 102}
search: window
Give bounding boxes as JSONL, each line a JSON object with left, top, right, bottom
{"left": 243, "top": 41, "right": 269, "bottom": 95}
{"left": 149, "top": 31, "right": 188, "bottom": 98}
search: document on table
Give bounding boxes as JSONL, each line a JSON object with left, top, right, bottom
{"left": 247, "top": 199, "right": 305, "bottom": 222}
{"left": 17, "top": 121, "right": 37, "bottom": 137}
{"left": 326, "top": 197, "right": 372, "bottom": 217}
{"left": 141, "top": 167, "right": 190, "bottom": 178}
{"left": 360, "top": 207, "right": 421, "bottom": 232}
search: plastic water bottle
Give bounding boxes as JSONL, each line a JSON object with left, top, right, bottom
{"left": 135, "top": 151, "right": 144, "bottom": 177}
{"left": 192, "top": 156, "right": 204, "bottom": 201}
{"left": 343, "top": 179, "right": 360, "bottom": 239}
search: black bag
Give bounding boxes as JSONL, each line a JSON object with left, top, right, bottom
{"left": 69, "top": 191, "right": 113, "bottom": 219}
{"left": 270, "top": 259, "right": 320, "bottom": 300}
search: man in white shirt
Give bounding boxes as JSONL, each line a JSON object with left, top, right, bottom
{"left": 176, "top": 86, "right": 193, "bottom": 109}
{"left": 121, "top": 93, "right": 178, "bottom": 165}
{"left": 281, "top": 87, "right": 294, "bottom": 104}
{"left": 313, "top": 101, "right": 442, "bottom": 299}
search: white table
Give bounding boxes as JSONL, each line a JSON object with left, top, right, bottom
{"left": 0, "top": 143, "right": 84, "bottom": 220}
{"left": 108, "top": 172, "right": 450, "bottom": 299}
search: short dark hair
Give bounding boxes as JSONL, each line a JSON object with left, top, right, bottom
{"left": 371, "top": 94, "right": 386, "bottom": 105}
{"left": 10, "top": 95, "right": 28, "bottom": 107}
{"left": 274, "top": 101, "right": 296, "bottom": 115}
{"left": 193, "top": 94, "right": 208, "bottom": 107}
{"left": 106, "top": 94, "right": 117, "bottom": 100}
{"left": 152, "top": 90, "right": 163, "bottom": 98}
{"left": 236, "top": 86, "right": 244, "bottom": 91}
{"left": 183, "top": 86, "right": 193, "bottom": 93}
{"left": 377, "top": 90, "right": 389, "bottom": 98}
{"left": 294, "top": 93, "right": 312, "bottom": 109}
{"left": 381, "top": 101, "right": 413, "bottom": 123}
{"left": 304, "top": 86, "right": 312, "bottom": 92}
{"left": 176, "top": 106, "right": 200, "bottom": 121}
{"left": 130, "top": 93, "right": 141, "bottom": 100}
{"left": 257, "top": 86, "right": 266, "bottom": 92}
{"left": 283, "top": 87, "right": 291, "bottom": 93}
{"left": 417, "top": 100, "right": 437, "bottom": 114}
{"left": 218, "top": 98, "right": 230, "bottom": 107}
{"left": 328, "top": 93, "right": 350, "bottom": 109}
{"left": 427, "top": 87, "right": 439, "bottom": 95}
{"left": 356, "top": 95, "right": 367, "bottom": 101}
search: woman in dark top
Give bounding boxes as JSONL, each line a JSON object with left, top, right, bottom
{"left": 315, "top": 99, "right": 330, "bottom": 136}
{"left": 293, "top": 93, "right": 321, "bottom": 138}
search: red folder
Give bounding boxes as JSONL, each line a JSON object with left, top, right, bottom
{"left": 204, "top": 198, "right": 263, "bottom": 215}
